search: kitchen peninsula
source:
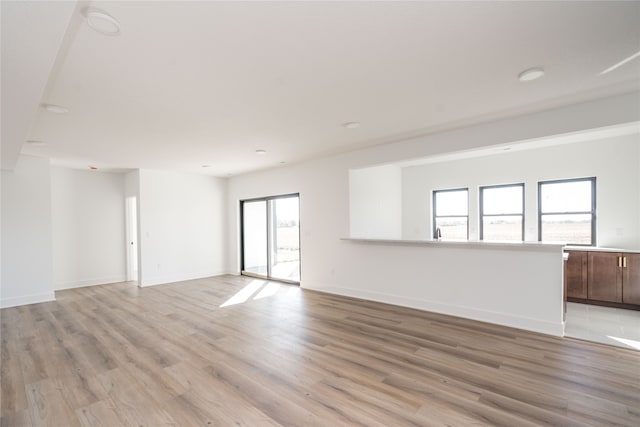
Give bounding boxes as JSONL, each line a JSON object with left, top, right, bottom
{"left": 337, "top": 238, "right": 565, "bottom": 336}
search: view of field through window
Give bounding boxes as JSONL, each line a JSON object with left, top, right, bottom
{"left": 481, "top": 185, "right": 524, "bottom": 241}
{"left": 540, "top": 179, "right": 594, "bottom": 245}
{"left": 432, "top": 178, "right": 594, "bottom": 244}
{"left": 434, "top": 189, "right": 468, "bottom": 240}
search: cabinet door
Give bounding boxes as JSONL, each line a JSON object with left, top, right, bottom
{"left": 623, "top": 253, "right": 640, "bottom": 305}
{"left": 588, "top": 252, "right": 622, "bottom": 303}
{"left": 565, "top": 251, "right": 588, "bottom": 299}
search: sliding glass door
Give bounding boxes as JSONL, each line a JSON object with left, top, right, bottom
{"left": 241, "top": 194, "right": 300, "bottom": 283}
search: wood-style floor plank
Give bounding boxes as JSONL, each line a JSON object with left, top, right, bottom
{"left": 1, "top": 275, "right": 639, "bottom": 426}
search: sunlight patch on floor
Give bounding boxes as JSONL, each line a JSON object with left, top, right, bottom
{"left": 220, "top": 280, "right": 266, "bottom": 307}
{"left": 608, "top": 336, "right": 640, "bottom": 350}
{"left": 220, "top": 279, "right": 298, "bottom": 307}
{"left": 254, "top": 282, "right": 281, "bottom": 300}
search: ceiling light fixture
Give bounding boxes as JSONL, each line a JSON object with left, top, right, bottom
{"left": 83, "top": 8, "right": 120, "bottom": 36}
{"left": 343, "top": 122, "right": 360, "bottom": 129}
{"left": 43, "top": 104, "right": 69, "bottom": 114}
{"left": 600, "top": 51, "right": 640, "bottom": 75}
{"left": 256, "top": 149, "right": 267, "bottom": 155}
{"left": 518, "top": 67, "right": 545, "bottom": 82}
{"left": 201, "top": 165, "right": 211, "bottom": 168}
{"left": 89, "top": 166, "right": 98, "bottom": 170}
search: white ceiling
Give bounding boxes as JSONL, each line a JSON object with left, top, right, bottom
{"left": 5, "top": 1, "right": 640, "bottom": 176}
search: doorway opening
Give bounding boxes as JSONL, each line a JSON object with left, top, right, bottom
{"left": 241, "top": 194, "right": 300, "bottom": 283}
{"left": 126, "top": 196, "right": 139, "bottom": 282}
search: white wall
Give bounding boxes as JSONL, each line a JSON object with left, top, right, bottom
{"left": 1, "top": 155, "right": 54, "bottom": 308}
{"left": 51, "top": 167, "right": 126, "bottom": 290}
{"left": 227, "top": 92, "right": 639, "bottom": 335}
{"left": 138, "top": 169, "right": 227, "bottom": 286}
{"left": 402, "top": 134, "right": 640, "bottom": 249}
{"left": 349, "top": 164, "right": 402, "bottom": 238}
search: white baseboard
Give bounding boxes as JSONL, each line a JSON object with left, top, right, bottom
{"left": 54, "top": 276, "right": 127, "bottom": 291}
{"left": 1, "top": 292, "right": 56, "bottom": 309}
{"left": 303, "top": 283, "right": 565, "bottom": 337}
{"left": 139, "top": 270, "right": 228, "bottom": 287}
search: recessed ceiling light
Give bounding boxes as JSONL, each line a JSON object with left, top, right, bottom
{"left": 201, "top": 165, "right": 211, "bottom": 168}
{"left": 518, "top": 67, "right": 545, "bottom": 82}
{"left": 280, "top": 161, "right": 286, "bottom": 164}
{"left": 343, "top": 122, "right": 360, "bottom": 129}
{"left": 42, "top": 104, "right": 68, "bottom": 114}
{"left": 256, "top": 149, "right": 267, "bottom": 155}
{"left": 89, "top": 166, "right": 98, "bottom": 170}
{"left": 25, "top": 140, "right": 47, "bottom": 146}
{"left": 83, "top": 8, "right": 120, "bottom": 36}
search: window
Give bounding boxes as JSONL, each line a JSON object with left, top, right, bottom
{"left": 433, "top": 188, "right": 468, "bottom": 240}
{"left": 480, "top": 183, "right": 524, "bottom": 241}
{"left": 538, "top": 177, "right": 595, "bottom": 245}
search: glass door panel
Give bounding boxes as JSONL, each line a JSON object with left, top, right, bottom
{"left": 242, "top": 200, "right": 267, "bottom": 276}
{"left": 241, "top": 194, "right": 300, "bottom": 283}
{"left": 269, "top": 196, "right": 300, "bottom": 282}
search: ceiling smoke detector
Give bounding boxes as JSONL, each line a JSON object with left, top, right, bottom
{"left": 343, "top": 122, "right": 360, "bottom": 129}
{"left": 84, "top": 8, "right": 120, "bottom": 36}
{"left": 518, "top": 67, "right": 545, "bottom": 82}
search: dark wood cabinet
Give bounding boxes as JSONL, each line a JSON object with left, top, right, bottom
{"left": 565, "top": 250, "right": 639, "bottom": 308}
{"left": 587, "top": 252, "right": 622, "bottom": 303}
{"left": 623, "top": 253, "right": 640, "bottom": 305}
{"left": 565, "top": 251, "right": 588, "bottom": 299}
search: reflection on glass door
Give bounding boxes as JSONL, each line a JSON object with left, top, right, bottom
{"left": 241, "top": 194, "right": 300, "bottom": 283}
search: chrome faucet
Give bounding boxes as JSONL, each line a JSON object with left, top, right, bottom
{"left": 435, "top": 227, "right": 442, "bottom": 240}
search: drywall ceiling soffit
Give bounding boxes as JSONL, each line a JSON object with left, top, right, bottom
{"left": 1, "top": 0, "right": 77, "bottom": 171}
{"left": 15, "top": 1, "right": 640, "bottom": 176}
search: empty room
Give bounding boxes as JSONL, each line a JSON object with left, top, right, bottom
{"left": 2, "top": 1, "right": 640, "bottom": 426}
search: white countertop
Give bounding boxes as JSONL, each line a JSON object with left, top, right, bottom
{"left": 342, "top": 237, "right": 564, "bottom": 253}
{"left": 342, "top": 238, "right": 639, "bottom": 254}
{"left": 564, "top": 246, "right": 640, "bottom": 254}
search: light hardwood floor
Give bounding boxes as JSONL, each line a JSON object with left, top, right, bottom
{"left": 1, "top": 275, "right": 639, "bottom": 426}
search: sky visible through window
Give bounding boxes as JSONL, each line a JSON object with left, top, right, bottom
{"left": 482, "top": 186, "right": 523, "bottom": 214}
{"left": 275, "top": 197, "right": 299, "bottom": 224}
{"left": 541, "top": 180, "right": 592, "bottom": 213}
{"left": 435, "top": 190, "right": 468, "bottom": 216}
